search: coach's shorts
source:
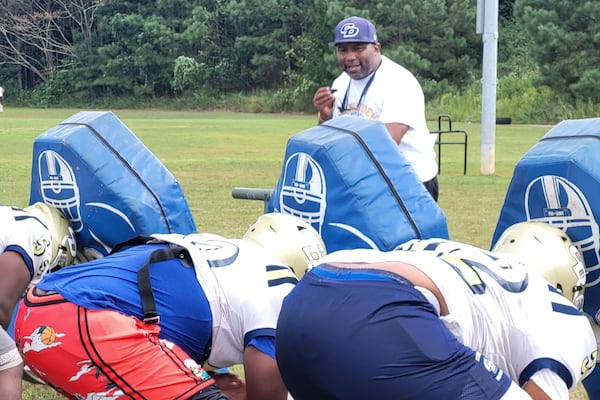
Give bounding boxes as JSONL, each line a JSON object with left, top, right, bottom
{"left": 276, "top": 264, "right": 515, "bottom": 400}
{"left": 14, "top": 288, "right": 214, "bottom": 399}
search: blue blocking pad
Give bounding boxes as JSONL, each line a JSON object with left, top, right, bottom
{"left": 492, "top": 118, "right": 600, "bottom": 323}
{"left": 29, "top": 111, "right": 197, "bottom": 257}
{"left": 268, "top": 115, "right": 448, "bottom": 252}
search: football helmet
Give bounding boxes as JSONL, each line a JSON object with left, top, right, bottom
{"left": 492, "top": 221, "right": 586, "bottom": 309}
{"left": 25, "top": 202, "right": 77, "bottom": 272}
{"left": 243, "top": 212, "right": 327, "bottom": 278}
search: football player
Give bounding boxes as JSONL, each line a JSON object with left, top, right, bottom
{"left": 14, "top": 213, "right": 326, "bottom": 400}
{"left": 0, "top": 203, "right": 76, "bottom": 400}
{"left": 276, "top": 221, "right": 595, "bottom": 400}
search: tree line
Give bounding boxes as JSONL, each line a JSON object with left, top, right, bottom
{"left": 0, "top": 0, "right": 598, "bottom": 112}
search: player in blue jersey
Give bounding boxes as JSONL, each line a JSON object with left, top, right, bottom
{"left": 277, "top": 222, "right": 595, "bottom": 400}
{"left": 14, "top": 212, "right": 326, "bottom": 400}
{"left": 0, "top": 203, "right": 76, "bottom": 400}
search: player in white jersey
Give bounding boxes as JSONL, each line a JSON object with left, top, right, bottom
{"left": 14, "top": 213, "right": 326, "bottom": 400}
{"left": 276, "top": 222, "right": 595, "bottom": 400}
{"left": 0, "top": 203, "right": 76, "bottom": 400}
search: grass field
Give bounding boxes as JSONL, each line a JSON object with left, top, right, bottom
{"left": 0, "top": 107, "right": 551, "bottom": 246}
{"left": 0, "top": 108, "right": 586, "bottom": 399}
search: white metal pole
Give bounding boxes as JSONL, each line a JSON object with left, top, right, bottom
{"left": 480, "top": 0, "right": 499, "bottom": 175}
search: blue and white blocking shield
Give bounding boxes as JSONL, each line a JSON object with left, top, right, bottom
{"left": 491, "top": 117, "right": 600, "bottom": 400}
{"left": 486, "top": 118, "right": 600, "bottom": 400}
{"left": 267, "top": 115, "right": 449, "bottom": 252}
{"left": 491, "top": 118, "right": 600, "bottom": 324}
{"left": 29, "top": 111, "right": 197, "bottom": 257}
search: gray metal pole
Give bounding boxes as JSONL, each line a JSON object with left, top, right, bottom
{"left": 480, "top": 0, "right": 499, "bottom": 175}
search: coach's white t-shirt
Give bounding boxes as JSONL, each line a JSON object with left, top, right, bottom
{"left": 331, "top": 55, "right": 437, "bottom": 182}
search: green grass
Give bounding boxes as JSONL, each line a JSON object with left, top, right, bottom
{"left": 432, "top": 121, "right": 551, "bottom": 247}
{"left": 0, "top": 108, "right": 550, "bottom": 246}
{"left": 2, "top": 107, "right": 554, "bottom": 399}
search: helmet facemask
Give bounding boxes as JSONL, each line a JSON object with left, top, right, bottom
{"left": 25, "top": 202, "right": 77, "bottom": 275}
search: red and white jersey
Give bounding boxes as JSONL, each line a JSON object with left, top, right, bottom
{"left": 0, "top": 206, "right": 52, "bottom": 285}
{"left": 152, "top": 233, "right": 297, "bottom": 368}
{"left": 320, "top": 239, "right": 597, "bottom": 399}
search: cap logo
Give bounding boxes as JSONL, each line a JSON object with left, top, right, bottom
{"left": 340, "top": 22, "right": 360, "bottom": 39}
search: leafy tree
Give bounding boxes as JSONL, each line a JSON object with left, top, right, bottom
{"left": 286, "top": 2, "right": 333, "bottom": 89}
{"left": 499, "top": 0, "right": 516, "bottom": 22}
{"left": 3, "top": 0, "right": 596, "bottom": 110}
{"left": 514, "top": 0, "right": 600, "bottom": 102}
{"left": 72, "top": 1, "right": 217, "bottom": 98}
{"left": 172, "top": 55, "right": 209, "bottom": 94}
{"left": 0, "top": 0, "right": 104, "bottom": 90}
{"left": 226, "top": 0, "right": 319, "bottom": 89}
{"left": 318, "top": 0, "right": 480, "bottom": 98}
{"left": 381, "top": 0, "right": 479, "bottom": 88}
{"left": 497, "top": 19, "right": 537, "bottom": 77}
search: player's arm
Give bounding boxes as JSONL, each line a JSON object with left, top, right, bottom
{"left": 0, "top": 328, "right": 23, "bottom": 400}
{"left": 0, "top": 251, "right": 31, "bottom": 328}
{"left": 522, "top": 366, "right": 586, "bottom": 400}
{"left": 243, "top": 345, "right": 288, "bottom": 400}
{"left": 522, "top": 380, "right": 552, "bottom": 400}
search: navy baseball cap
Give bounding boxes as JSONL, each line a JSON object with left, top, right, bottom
{"left": 332, "top": 16, "right": 378, "bottom": 45}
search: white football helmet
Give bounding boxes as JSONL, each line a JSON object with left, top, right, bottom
{"left": 243, "top": 212, "right": 327, "bottom": 278}
{"left": 25, "top": 202, "right": 77, "bottom": 272}
{"left": 492, "top": 221, "right": 586, "bottom": 309}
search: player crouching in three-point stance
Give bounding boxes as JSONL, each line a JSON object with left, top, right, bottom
{"left": 276, "top": 221, "right": 596, "bottom": 400}
{"left": 14, "top": 213, "right": 326, "bottom": 400}
{"left": 0, "top": 203, "right": 76, "bottom": 400}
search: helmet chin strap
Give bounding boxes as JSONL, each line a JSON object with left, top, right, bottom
{"left": 572, "top": 289, "right": 585, "bottom": 311}
{"left": 49, "top": 233, "right": 77, "bottom": 272}
{"left": 48, "top": 246, "right": 68, "bottom": 272}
